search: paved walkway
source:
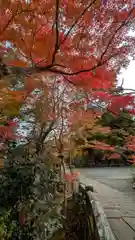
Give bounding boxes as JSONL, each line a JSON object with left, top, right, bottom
{"left": 79, "top": 174, "right": 135, "bottom": 240}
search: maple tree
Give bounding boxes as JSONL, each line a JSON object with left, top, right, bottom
{"left": 69, "top": 108, "right": 135, "bottom": 167}
{"left": 0, "top": 76, "right": 80, "bottom": 239}
{"left": 67, "top": 109, "right": 113, "bottom": 162}
{"left": 1, "top": 0, "right": 135, "bottom": 239}
{"left": 0, "top": 1, "right": 135, "bottom": 84}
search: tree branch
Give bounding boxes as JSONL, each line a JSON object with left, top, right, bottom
{"left": 35, "top": 121, "right": 55, "bottom": 154}
{"left": 7, "top": 51, "right": 117, "bottom": 80}
{"left": 99, "top": 7, "right": 135, "bottom": 62}
{"left": 59, "top": 0, "right": 97, "bottom": 47}
{"left": 4, "top": 6, "right": 135, "bottom": 82}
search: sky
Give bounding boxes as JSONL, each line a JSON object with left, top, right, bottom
{"left": 120, "top": 60, "right": 135, "bottom": 91}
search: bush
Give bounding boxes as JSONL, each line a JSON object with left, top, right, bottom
{"left": 0, "top": 145, "right": 63, "bottom": 240}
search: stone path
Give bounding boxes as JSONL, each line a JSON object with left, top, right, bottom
{"left": 79, "top": 174, "right": 135, "bottom": 240}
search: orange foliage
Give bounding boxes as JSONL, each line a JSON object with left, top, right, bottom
{"left": 126, "top": 136, "right": 135, "bottom": 152}
{"left": 0, "top": 0, "right": 135, "bottom": 91}
{"left": 108, "top": 153, "right": 121, "bottom": 159}
{"left": 64, "top": 172, "right": 80, "bottom": 182}
{"left": 89, "top": 140, "right": 115, "bottom": 152}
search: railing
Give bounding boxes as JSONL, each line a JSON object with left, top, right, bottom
{"left": 78, "top": 184, "right": 101, "bottom": 240}
{"left": 65, "top": 183, "right": 100, "bottom": 240}
{"left": 74, "top": 184, "right": 116, "bottom": 240}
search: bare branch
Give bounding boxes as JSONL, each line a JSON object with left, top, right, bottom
{"left": 36, "top": 120, "right": 55, "bottom": 154}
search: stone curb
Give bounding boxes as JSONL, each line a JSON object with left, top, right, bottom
{"left": 87, "top": 190, "right": 116, "bottom": 240}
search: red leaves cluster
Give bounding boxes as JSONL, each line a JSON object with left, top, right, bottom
{"left": 64, "top": 171, "right": 80, "bottom": 182}
{"left": 108, "top": 95, "right": 134, "bottom": 114}
{"left": 92, "top": 91, "right": 111, "bottom": 101}
{"left": 0, "top": 0, "right": 134, "bottom": 78}
{"left": 92, "top": 91, "right": 135, "bottom": 115}
{"left": 128, "top": 155, "right": 135, "bottom": 164}
{"left": 128, "top": 109, "right": 135, "bottom": 115}
{"left": 0, "top": 121, "right": 18, "bottom": 141}
{"left": 68, "top": 109, "right": 98, "bottom": 129}
{"left": 125, "top": 136, "right": 135, "bottom": 165}
{"left": 67, "top": 67, "right": 115, "bottom": 91}
{"left": 126, "top": 136, "right": 135, "bottom": 152}
{"left": 89, "top": 140, "right": 115, "bottom": 152}
{"left": 0, "top": 7, "right": 12, "bottom": 33}
{"left": 108, "top": 153, "right": 120, "bottom": 159}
